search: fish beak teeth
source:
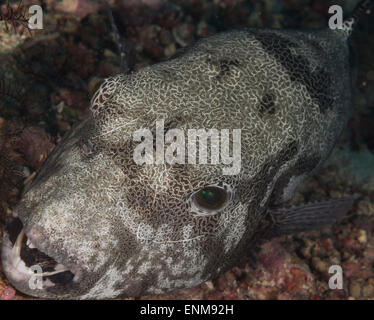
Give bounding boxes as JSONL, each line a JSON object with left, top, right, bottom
{"left": 13, "top": 229, "right": 24, "bottom": 257}
{"left": 26, "top": 238, "right": 36, "bottom": 249}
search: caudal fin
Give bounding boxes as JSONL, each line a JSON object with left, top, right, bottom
{"left": 341, "top": 0, "right": 372, "bottom": 38}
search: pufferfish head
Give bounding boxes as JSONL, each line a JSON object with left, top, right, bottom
{"left": 2, "top": 28, "right": 353, "bottom": 299}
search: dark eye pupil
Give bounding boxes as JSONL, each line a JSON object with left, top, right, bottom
{"left": 196, "top": 187, "right": 227, "bottom": 210}
{"left": 201, "top": 189, "right": 219, "bottom": 204}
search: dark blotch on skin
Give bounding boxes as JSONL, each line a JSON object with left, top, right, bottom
{"left": 251, "top": 31, "right": 333, "bottom": 113}
{"left": 206, "top": 58, "right": 241, "bottom": 79}
{"left": 259, "top": 93, "right": 276, "bottom": 115}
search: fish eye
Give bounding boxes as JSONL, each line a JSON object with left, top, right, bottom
{"left": 190, "top": 184, "right": 232, "bottom": 216}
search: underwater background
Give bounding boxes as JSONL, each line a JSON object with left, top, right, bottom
{"left": 0, "top": 0, "right": 373, "bottom": 299}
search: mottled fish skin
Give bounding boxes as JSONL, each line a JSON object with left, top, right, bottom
{"left": 2, "top": 1, "right": 370, "bottom": 299}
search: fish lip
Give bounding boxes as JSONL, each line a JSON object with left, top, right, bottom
{"left": 1, "top": 216, "right": 84, "bottom": 298}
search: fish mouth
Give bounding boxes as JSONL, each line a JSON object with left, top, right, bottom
{"left": 1, "top": 215, "right": 76, "bottom": 294}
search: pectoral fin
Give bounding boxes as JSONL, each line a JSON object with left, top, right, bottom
{"left": 268, "top": 197, "right": 354, "bottom": 236}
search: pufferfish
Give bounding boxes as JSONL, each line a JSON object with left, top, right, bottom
{"left": 1, "top": 0, "right": 371, "bottom": 299}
